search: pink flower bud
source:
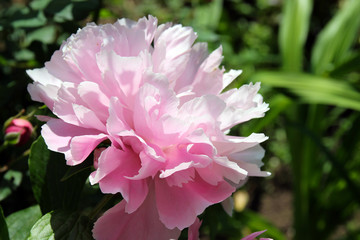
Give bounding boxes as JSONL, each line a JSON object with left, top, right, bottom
{"left": 5, "top": 119, "right": 34, "bottom": 145}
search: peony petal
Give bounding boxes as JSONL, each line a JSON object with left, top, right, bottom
{"left": 219, "top": 83, "right": 269, "bottom": 131}
{"left": 52, "top": 82, "right": 84, "bottom": 126}
{"left": 72, "top": 104, "right": 106, "bottom": 132}
{"left": 77, "top": 81, "right": 110, "bottom": 122}
{"left": 114, "top": 15, "right": 158, "bottom": 55}
{"left": 41, "top": 119, "right": 103, "bottom": 165}
{"left": 133, "top": 81, "right": 181, "bottom": 145}
{"left": 26, "top": 68, "right": 62, "bottom": 86}
{"left": 93, "top": 192, "right": 180, "bottom": 240}
{"left": 188, "top": 218, "right": 202, "bottom": 240}
{"left": 221, "top": 197, "right": 234, "bottom": 216}
{"left": 177, "top": 95, "right": 226, "bottom": 137}
{"left": 229, "top": 145, "right": 270, "bottom": 177}
{"left": 27, "top": 83, "right": 59, "bottom": 110}
{"left": 174, "top": 42, "right": 209, "bottom": 93}
{"left": 96, "top": 50, "right": 151, "bottom": 108}
{"left": 241, "top": 230, "right": 273, "bottom": 240}
{"left": 213, "top": 133, "right": 268, "bottom": 156}
{"left": 45, "top": 49, "right": 83, "bottom": 84}
{"left": 155, "top": 175, "right": 235, "bottom": 229}
{"left": 153, "top": 24, "right": 197, "bottom": 83}
{"left": 27, "top": 68, "right": 63, "bottom": 109}
{"left": 70, "top": 134, "right": 107, "bottom": 164}
{"left": 190, "top": 46, "right": 224, "bottom": 96}
{"left": 222, "top": 69, "right": 242, "bottom": 90}
{"left": 213, "top": 156, "right": 248, "bottom": 183}
{"left": 119, "top": 132, "right": 166, "bottom": 180}
{"left": 89, "top": 145, "right": 149, "bottom": 213}
{"left": 60, "top": 24, "right": 103, "bottom": 85}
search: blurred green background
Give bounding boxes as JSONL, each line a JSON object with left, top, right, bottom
{"left": 1, "top": 0, "right": 360, "bottom": 239}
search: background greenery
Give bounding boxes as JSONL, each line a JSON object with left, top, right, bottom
{"left": 1, "top": 0, "right": 359, "bottom": 239}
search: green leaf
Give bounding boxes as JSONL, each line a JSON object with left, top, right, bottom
{"left": 279, "top": 0, "right": 312, "bottom": 71}
{"left": 53, "top": 4, "right": 74, "bottom": 22}
{"left": 44, "top": 0, "right": 99, "bottom": 23}
{"left": 193, "top": 0, "right": 223, "bottom": 30}
{"left": 330, "top": 52, "right": 360, "bottom": 78}
{"left": 11, "top": 10, "right": 47, "bottom": 28}
{"left": 28, "top": 136, "right": 91, "bottom": 214}
{"left": 251, "top": 71, "right": 360, "bottom": 111}
{"left": 0, "top": 206, "right": 9, "bottom": 240}
{"left": 311, "top": 0, "right": 360, "bottom": 75}
{"left": 28, "top": 210, "right": 94, "bottom": 240}
{"left": 0, "top": 170, "right": 23, "bottom": 201}
{"left": 14, "top": 49, "right": 36, "bottom": 61}
{"left": 30, "top": 0, "right": 52, "bottom": 10}
{"left": 6, "top": 205, "right": 42, "bottom": 240}
{"left": 61, "top": 164, "right": 92, "bottom": 182}
{"left": 24, "top": 25, "right": 57, "bottom": 46}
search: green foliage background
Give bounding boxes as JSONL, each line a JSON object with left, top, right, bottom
{"left": 1, "top": 0, "right": 359, "bottom": 239}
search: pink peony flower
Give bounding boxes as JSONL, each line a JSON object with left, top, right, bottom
{"left": 4, "top": 118, "right": 34, "bottom": 145}
{"left": 27, "top": 15, "right": 269, "bottom": 240}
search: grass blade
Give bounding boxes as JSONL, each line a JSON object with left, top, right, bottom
{"left": 311, "top": 0, "right": 360, "bottom": 75}
{"left": 279, "top": 0, "right": 312, "bottom": 72}
{"left": 251, "top": 71, "right": 360, "bottom": 110}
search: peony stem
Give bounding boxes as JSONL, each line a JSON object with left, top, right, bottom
{"left": 89, "top": 194, "right": 114, "bottom": 220}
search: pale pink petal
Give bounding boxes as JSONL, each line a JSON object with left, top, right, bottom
{"left": 154, "top": 24, "right": 197, "bottom": 60}
{"left": 221, "top": 197, "right": 234, "bottom": 216}
{"left": 131, "top": 147, "right": 165, "bottom": 180}
{"left": 70, "top": 134, "right": 107, "bottom": 165}
{"left": 114, "top": 15, "right": 157, "bottom": 55}
{"left": 133, "top": 81, "right": 180, "bottom": 145}
{"left": 119, "top": 133, "right": 166, "bottom": 180}
{"left": 93, "top": 192, "right": 180, "bottom": 240}
{"left": 219, "top": 83, "right": 269, "bottom": 131}
{"left": 241, "top": 230, "right": 272, "bottom": 240}
{"left": 41, "top": 119, "right": 103, "bottom": 165}
{"left": 160, "top": 138, "right": 213, "bottom": 181}
{"left": 153, "top": 24, "right": 197, "bottom": 83}
{"left": 174, "top": 42, "right": 209, "bottom": 93}
{"left": 213, "top": 156, "right": 248, "bottom": 183}
{"left": 60, "top": 24, "right": 103, "bottom": 85}
{"left": 27, "top": 68, "right": 62, "bottom": 109}
{"left": 52, "top": 82, "right": 83, "bottom": 126}
{"left": 160, "top": 163, "right": 196, "bottom": 187}
{"left": 155, "top": 176, "right": 235, "bottom": 229}
{"left": 177, "top": 95, "right": 226, "bottom": 137}
{"left": 222, "top": 69, "right": 242, "bottom": 90}
{"left": 93, "top": 147, "right": 106, "bottom": 169}
{"left": 89, "top": 146, "right": 148, "bottom": 213}
{"left": 27, "top": 83, "right": 58, "bottom": 110}
{"left": 106, "top": 97, "right": 133, "bottom": 140}
{"left": 77, "top": 81, "right": 110, "bottom": 122}
{"left": 35, "top": 115, "right": 54, "bottom": 122}
{"left": 96, "top": 50, "right": 151, "bottom": 108}
{"left": 229, "top": 145, "right": 270, "bottom": 178}
{"left": 188, "top": 218, "right": 202, "bottom": 240}
{"left": 190, "top": 47, "right": 224, "bottom": 96}
{"left": 213, "top": 133, "right": 268, "bottom": 156}
{"left": 72, "top": 104, "right": 106, "bottom": 132}
{"left": 26, "top": 68, "right": 62, "bottom": 86}
{"left": 45, "top": 49, "right": 83, "bottom": 84}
